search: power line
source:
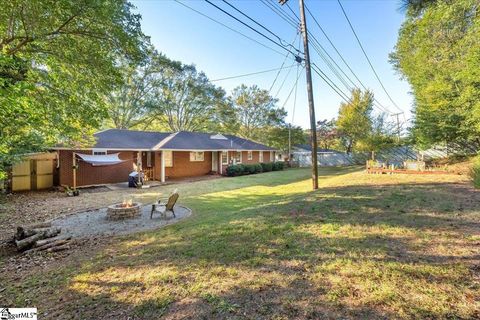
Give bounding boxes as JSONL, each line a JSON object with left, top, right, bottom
{"left": 278, "top": 2, "right": 393, "bottom": 114}
{"left": 260, "top": 0, "right": 298, "bottom": 28}
{"left": 210, "top": 64, "right": 296, "bottom": 82}
{"left": 285, "top": 2, "right": 300, "bottom": 21}
{"left": 311, "top": 63, "right": 351, "bottom": 104}
{"left": 291, "top": 62, "right": 300, "bottom": 124}
{"left": 174, "top": 0, "right": 285, "bottom": 56}
{"left": 269, "top": 32, "right": 300, "bottom": 92}
{"left": 203, "top": 0, "right": 301, "bottom": 57}
{"left": 281, "top": 66, "right": 304, "bottom": 109}
{"left": 304, "top": 4, "right": 392, "bottom": 114}
{"left": 274, "top": 61, "right": 296, "bottom": 99}
{"left": 337, "top": 0, "right": 403, "bottom": 112}
{"left": 271, "top": 0, "right": 299, "bottom": 26}
{"left": 221, "top": 0, "right": 301, "bottom": 55}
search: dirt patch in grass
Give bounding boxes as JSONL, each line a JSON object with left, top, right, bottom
{"left": 1, "top": 168, "right": 479, "bottom": 319}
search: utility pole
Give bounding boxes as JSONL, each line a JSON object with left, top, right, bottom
{"left": 280, "top": 0, "right": 318, "bottom": 189}
{"left": 391, "top": 112, "right": 403, "bottom": 142}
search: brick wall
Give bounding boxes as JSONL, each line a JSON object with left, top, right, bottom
{"left": 58, "top": 150, "right": 136, "bottom": 187}
{"left": 166, "top": 151, "right": 213, "bottom": 178}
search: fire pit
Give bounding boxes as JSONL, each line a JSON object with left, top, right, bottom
{"left": 107, "top": 199, "right": 141, "bottom": 220}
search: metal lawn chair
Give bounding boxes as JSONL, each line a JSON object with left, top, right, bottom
{"left": 150, "top": 189, "right": 179, "bottom": 219}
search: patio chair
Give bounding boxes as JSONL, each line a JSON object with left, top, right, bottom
{"left": 150, "top": 190, "right": 179, "bottom": 219}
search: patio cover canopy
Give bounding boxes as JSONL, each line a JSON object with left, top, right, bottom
{"left": 76, "top": 153, "right": 125, "bottom": 166}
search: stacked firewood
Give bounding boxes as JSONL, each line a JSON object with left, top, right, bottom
{"left": 14, "top": 222, "right": 71, "bottom": 254}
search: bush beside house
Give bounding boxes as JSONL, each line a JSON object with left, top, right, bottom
{"left": 226, "top": 162, "right": 283, "bottom": 177}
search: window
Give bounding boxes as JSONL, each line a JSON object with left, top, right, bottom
{"left": 247, "top": 151, "right": 253, "bottom": 161}
{"left": 92, "top": 149, "right": 107, "bottom": 155}
{"left": 221, "top": 151, "right": 228, "bottom": 165}
{"left": 259, "top": 151, "right": 263, "bottom": 163}
{"left": 146, "top": 151, "right": 152, "bottom": 167}
{"left": 190, "top": 151, "right": 204, "bottom": 162}
{"left": 235, "top": 151, "right": 242, "bottom": 163}
{"left": 164, "top": 150, "right": 173, "bottom": 167}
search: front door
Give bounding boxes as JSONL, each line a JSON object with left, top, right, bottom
{"left": 212, "top": 151, "right": 218, "bottom": 172}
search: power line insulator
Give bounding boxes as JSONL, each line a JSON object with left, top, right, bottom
{"left": 294, "top": 55, "right": 303, "bottom": 63}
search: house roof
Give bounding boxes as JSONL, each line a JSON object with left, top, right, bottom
{"left": 160, "top": 131, "right": 275, "bottom": 151}
{"left": 93, "top": 129, "right": 171, "bottom": 150}
{"left": 58, "top": 129, "right": 276, "bottom": 151}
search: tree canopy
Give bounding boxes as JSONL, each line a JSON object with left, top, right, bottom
{"left": 146, "top": 64, "right": 227, "bottom": 132}
{"left": 391, "top": 0, "right": 480, "bottom": 148}
{"left": 230, "top": 84, "right": 287, "bottom": 141}
{"left": 0, "top": 0, "right": 146, "bottom": 178}
{"left": 336, "top": 89, "right": 375, "bottom": 153}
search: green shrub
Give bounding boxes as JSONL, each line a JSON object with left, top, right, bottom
{"left": 254, "top": 163, "right": 263, "bottom": 173}
{"left": 274, "top": 162, "right": 285, "bottom": 171}
{"left": 470, "top": 156, "right": 480, "bottom": 189}
{"left": 226, "top": 164, "right": 244, "bottom": 177}
{"left": 244, "top": 164, "right": 256, "bottom": 174}
{"left": 261, "top": 162, "right": 273, "bottom": 172}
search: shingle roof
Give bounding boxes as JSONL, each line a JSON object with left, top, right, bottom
{"left": 160, "top": 131, "right": 275, "bottom": 151}
{"left": 84, "top": 129, "right": 275, "bottom": 151}
{"left": 93, "top": 129, "right": 171, "bottom": 149}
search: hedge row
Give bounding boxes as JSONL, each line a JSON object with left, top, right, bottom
{"left": 225, "top": 162, "right": 284, "bottom": 177}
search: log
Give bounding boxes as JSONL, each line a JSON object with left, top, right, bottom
{"left": 15, "top": 222, "right": 52, "bottom": 240}
{"left": 15, "top": 227, "right": 61, "bottom": 251}
{"left": 35, "top": 236, "right": 71, "bottom": 248}
{"left": 24, "top": 239, "right": 71, "bottom": 254}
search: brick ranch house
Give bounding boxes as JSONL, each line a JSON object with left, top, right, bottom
{"left": 53, "top": 129, "right": 277, "bottom": 188}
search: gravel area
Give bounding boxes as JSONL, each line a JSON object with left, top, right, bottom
{"left": 51, "top": 204, "right": 191, "bottom": 238}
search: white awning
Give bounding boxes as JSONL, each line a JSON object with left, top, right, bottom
{"left": 76, "top": 153, "right": 125, "bottom": 166}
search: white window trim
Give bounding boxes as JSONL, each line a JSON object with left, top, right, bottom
{"left": 221, "top": 151, "right": 228, "bottom": 165}
{"left": 270, "top": 151, "right": 274, "bottom": 162}
{"left": 92, "top": 148, "right": 107, "bottom": 155}
{"left": 190, "top": 151, "right": 204, "bottom": 162}
{"left": 235, "top": 151, "right": 242, "bottom": 164}
{"left": 259, "top": 151, "right": 263, "bottom": 163}
{"left": 247, "top": 151, "right": 253, "bottom": 161}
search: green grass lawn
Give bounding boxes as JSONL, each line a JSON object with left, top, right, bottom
{"left": 2, "top": 167, "right": 479, "bottom": 319}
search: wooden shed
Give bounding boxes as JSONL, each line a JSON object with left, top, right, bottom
{"left": 9, "top": 152, "right": 57, "bottom": 192}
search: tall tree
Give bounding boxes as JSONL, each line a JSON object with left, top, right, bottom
{"left": 391, "top": 0, "right": 480, "bottom": 148}
{"left": 263, "top": 125, "right": 307, "bottom": 153}
{"left": 106, "top": 50, "right": 181, "bottom": 129}
{"left": 336, "top": 89, "right": 374, "bottom": 153}
{"left": 230, "top": 84, "right": 286, "bottom": 141}
{"left": 316, "top": 119, "right": 338, "bottom": 150}
{"left": 147, "top": 64, "right": 226, "bottom": 132}
{"left": 0, "top": 0, "right": 146, "bottom": 178}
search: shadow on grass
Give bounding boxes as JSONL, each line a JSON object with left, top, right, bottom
{"left": 5, "top": 173, "right": 480, "bottom": 319}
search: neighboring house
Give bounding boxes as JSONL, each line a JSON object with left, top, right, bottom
{"left": 53, "top": 129, "right": 277, "bottom": 188}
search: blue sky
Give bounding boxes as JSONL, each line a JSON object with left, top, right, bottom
{"left": 133, "top": 0, "right": 412, "bottom": 129}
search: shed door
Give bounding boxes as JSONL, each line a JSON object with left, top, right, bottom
{"left": 11, "top": 159, "right": 54, "bottom": 191}
{"left": 12, "top": 160, "right": 31, "bottom": 191}
{"left": 35, "top": 159, "right": 53, "bottom": 190}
